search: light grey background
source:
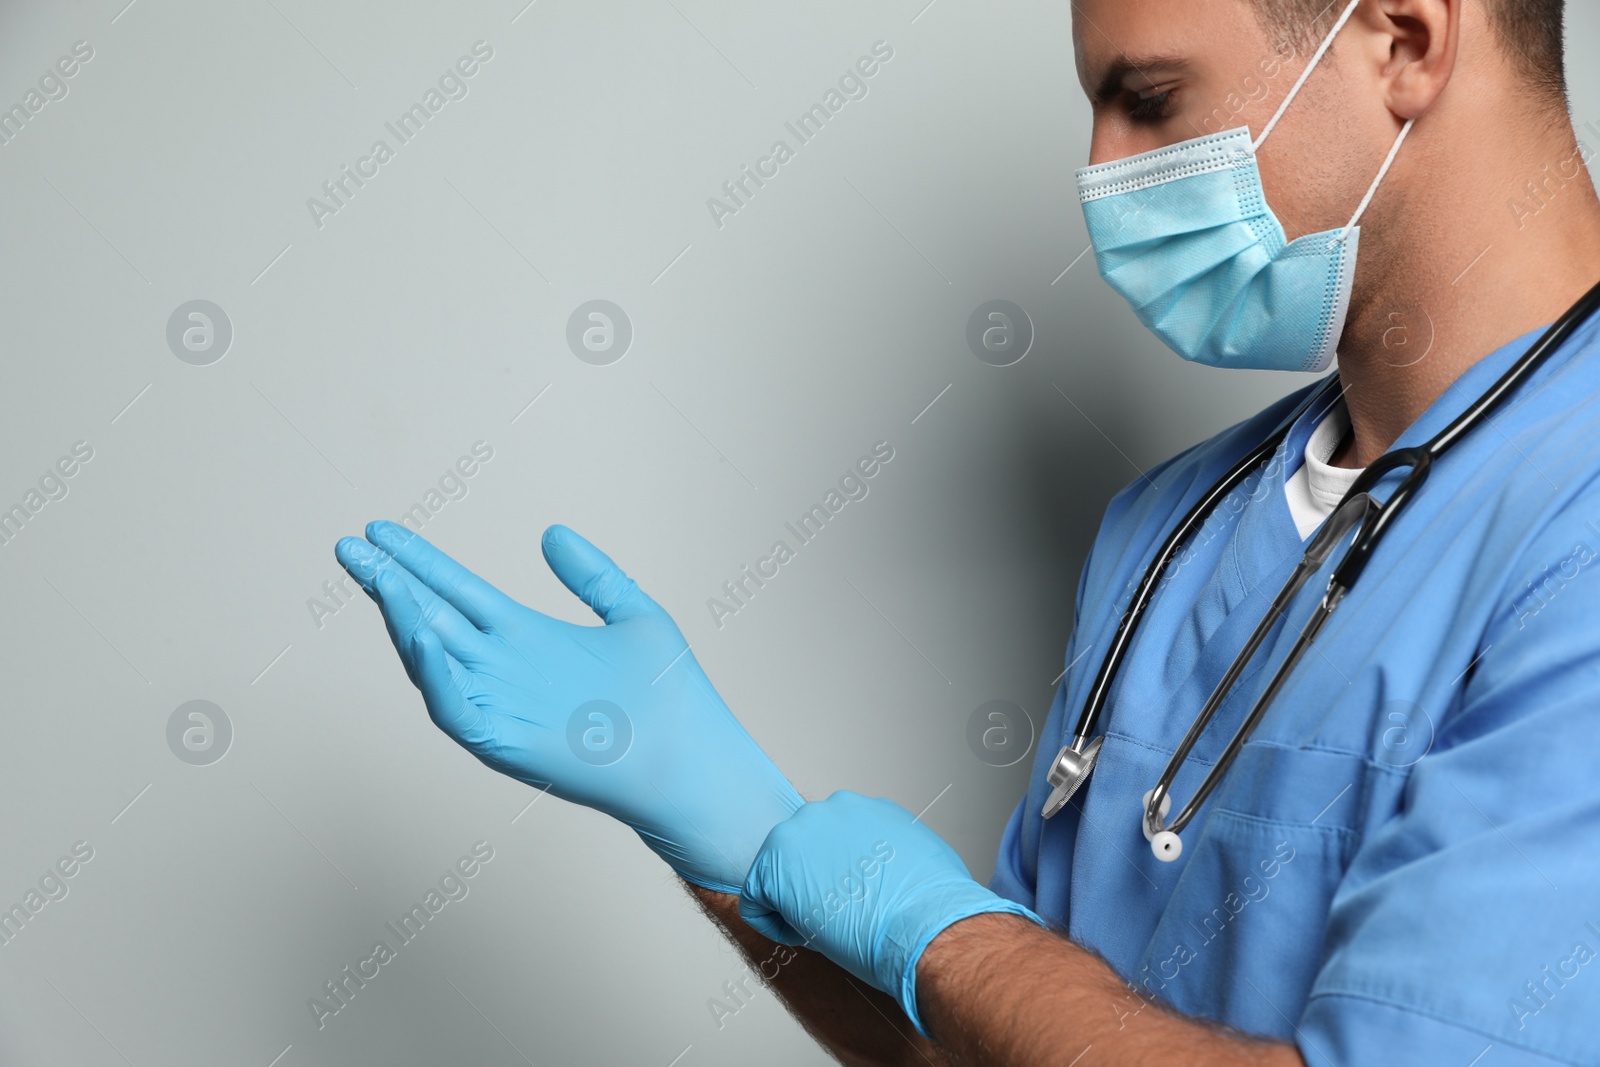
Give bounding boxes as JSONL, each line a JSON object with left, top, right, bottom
{"left": 1, "top": 2, "right": 1596, "bottom": 1064}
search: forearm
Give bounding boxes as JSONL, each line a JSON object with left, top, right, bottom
{"left": 916, "top": 913, "right": 1304, "bottom": 1067}
{"left": 690, "top": 885, "right": 949, "bottom": 1067}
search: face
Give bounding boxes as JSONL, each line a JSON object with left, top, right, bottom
{"left": 1072, "top": 0, "right": 1375, "bottom": 243}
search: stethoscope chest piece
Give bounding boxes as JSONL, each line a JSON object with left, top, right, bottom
{"left": 1042, "top": 739, "right": 1186, "bottom": 861}
{"left": 1042, "top": 735, "right": 1103, "bottom": 819}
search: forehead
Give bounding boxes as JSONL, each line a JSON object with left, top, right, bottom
{"left": 1071, "top": 0, "right": 1270, "bottom": 90}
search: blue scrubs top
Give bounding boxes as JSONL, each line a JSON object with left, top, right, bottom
{"left": 991, "top": 314, "right": 1600, "bottom": 1066}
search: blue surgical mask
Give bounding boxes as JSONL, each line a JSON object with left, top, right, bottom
{"left": 1075, "top": 0, "right": 1414, "bottom": 372}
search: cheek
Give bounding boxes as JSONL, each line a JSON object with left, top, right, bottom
{"left": 1254, "top": 142, "right": 1338, "bottom": 239}
{"left": 1253, "top": 77, "right": 1376, "bottom": 236}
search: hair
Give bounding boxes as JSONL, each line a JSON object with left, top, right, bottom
{"left": 1252, "top": 0, "right": 1567, "bottom": 105}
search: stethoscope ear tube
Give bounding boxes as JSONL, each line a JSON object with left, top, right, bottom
{"left": 1067, "top": 379, "right": 1345, "bottom": 746}
{"left": 1330, "top": 453, "right": 1426, "bottom": 591}
{"left": 1040, "top": 381, "right": 1343, "bottom": 827}
{"left": 1142, "top": 492, "right": 1373, "bottom": 845}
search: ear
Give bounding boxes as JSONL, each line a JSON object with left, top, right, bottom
{"left": 1370, "top": 0, "right": 1461, "bottom": 119}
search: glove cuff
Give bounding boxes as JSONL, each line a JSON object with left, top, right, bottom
{"left": 637, "top": 777, "right": 806, "bottom": 895}
{"left": 890, "top": 890, "right": 1046, "bottom": 1039}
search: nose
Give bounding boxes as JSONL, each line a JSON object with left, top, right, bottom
{"left": 1086, "top": 120, "right": 1176, "bottom": 168}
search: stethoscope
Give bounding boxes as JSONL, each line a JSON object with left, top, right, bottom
{"left": 1041, "top": 277, "right": 1600, "bottom": 862}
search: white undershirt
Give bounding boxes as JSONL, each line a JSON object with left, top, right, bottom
{"left": 1284, "top": 399, "right": 1364, "bottom": 540}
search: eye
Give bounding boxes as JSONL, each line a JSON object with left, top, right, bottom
{"left": 1128, "top": 89, "right": 1175, "bottom": 123}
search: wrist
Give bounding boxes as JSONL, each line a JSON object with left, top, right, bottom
{"left": 644, "top": 771, "right": 805, "bottom": 894}
{"left": 890, "top": 886, "right": 1045, "bottom": 1038}
{"left": 913, "top": 909, "right": 1049, "bottom": 1040}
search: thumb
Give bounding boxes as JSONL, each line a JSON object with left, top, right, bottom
{"left": 541, "top": 525, "right": 661, "bottom": 625}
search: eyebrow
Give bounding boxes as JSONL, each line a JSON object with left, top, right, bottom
{"left": 1090, "top": 54, "right": 1191, "bottom": 106}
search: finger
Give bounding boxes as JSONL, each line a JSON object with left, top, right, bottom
{"left": 407, "top": 621, "right": 494, "bottom": 749}
{"left": 370, "top": 565, "right": 429, "bottom": 683}
{"left": 365, "top": 520, "right": 520, "bottom": 630}
{"left": 369, "top": 564, "right": 483, "bottom": 689}
{"left": 541, "top": 524, "right": 661, "bottom": 625}
{"left": 334, "top": 537, "right": 384, "bottom": 603}
{"left": 740, "top": 842, "right": 808, "bottom": 946}
{"left": 337, "top": 536, "right": 486, "bottom": 660}
{"left": 738, "top": 874, "right": 807, "bottom": 947}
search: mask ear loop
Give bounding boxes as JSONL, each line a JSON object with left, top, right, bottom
{"left": 1253, "top": 0, "right": 1365, "bottom": 152}
{"left": 1337, "top": 118, "right": 1416, "bottom": 242}
{"left": 1242, "top": 0, "right": 1416, "bottom": 245}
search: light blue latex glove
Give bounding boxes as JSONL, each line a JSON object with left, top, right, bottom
{"left": 335, "top": 520, "right": 803, "bottom": 894}
{"left": 739, "top": 790, "right": 1045, "bottom": 1037}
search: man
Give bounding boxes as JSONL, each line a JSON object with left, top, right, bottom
{"left": 337, "top": 0, "right": 1600, "bottom": 1062}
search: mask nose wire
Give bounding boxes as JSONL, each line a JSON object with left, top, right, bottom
{"left": 1251, "top": 0, "right": 1365, "bottom": 153}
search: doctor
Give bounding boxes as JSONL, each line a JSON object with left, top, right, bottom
{"left": 337, "top": 0, "right": 1600, "bottom": 1063}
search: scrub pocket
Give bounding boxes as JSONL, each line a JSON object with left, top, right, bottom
{"left": 1131, "top": 742, "right": 1375, "bottom": 1040}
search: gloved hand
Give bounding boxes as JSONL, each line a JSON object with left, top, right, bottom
{"left": 740, "top": 790, "right": 1045, "bottom": 1037}
{"left": 334, "top": 520, "right": 803, "bottom": 894}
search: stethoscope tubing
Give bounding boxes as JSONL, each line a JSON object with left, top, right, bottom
{"left": 1054, "top": 276, "right": 1600, "bottom": 851}
{"left": 1068, "top": 380, "right": 1341, "bottom": 745}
